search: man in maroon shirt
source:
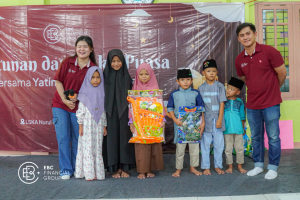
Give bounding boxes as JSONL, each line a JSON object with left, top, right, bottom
{"left": 235, "top": 23, "right": 287, "bottom": 179}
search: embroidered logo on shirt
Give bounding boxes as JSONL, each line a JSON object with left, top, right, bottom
{"left": 68, "top": 69, "right": 76, "bottom": 73}
{"left": 241, "top": 63, "right": 248, "bottom": 68}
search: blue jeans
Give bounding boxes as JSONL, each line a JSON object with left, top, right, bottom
{"left": 201, "top": 118, "right": 224, "bottom": 169}
{"left": 52, "top": 107, "right": 79, "bottom": 176}
{"left": 247, "top": 104, "right": 281, "bottom": 171}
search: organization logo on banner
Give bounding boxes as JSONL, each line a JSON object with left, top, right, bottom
{"left": 20, "top": 119, "right": 53, "bottom": 125}
{"left": 18, "top": 162, "right": 40, "bottom": 184}
{"left": 18, "top": 162, "right": 61, "bottom": 184}
{"left": 43, "top": 24, "right": 62, "bottom": 44}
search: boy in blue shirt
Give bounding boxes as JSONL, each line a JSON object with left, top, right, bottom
{"left": 198, "top": 59, "right": 227, "bottom": 175}
{"left": 224, "top": 77, "right": 247, "bottom": 174}
{"left": 167, "top": 69, "right": 205, "bottom": 177}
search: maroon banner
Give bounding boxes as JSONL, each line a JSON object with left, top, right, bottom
{"left": 0, "top": 4, "right": 243, "bottom": 152}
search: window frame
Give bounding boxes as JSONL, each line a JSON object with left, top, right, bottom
{"left": 255, "top": 2, "right": 300, "bottom": 100}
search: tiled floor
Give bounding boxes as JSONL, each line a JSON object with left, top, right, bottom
{"left": 96, "top": 193, "right": 300, "bottom": 200}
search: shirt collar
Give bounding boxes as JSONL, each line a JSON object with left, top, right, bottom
{"left": 179, "top": 86, "right": 192, "bottom": 92}
{"left": 244, "top": 42, "right": 261, "bottom": 57}
{"left": 75, "top": 57, "right": 90, "bottom": 68}
{"left": 245, "top": 49, "right": 255, "bottom": 56}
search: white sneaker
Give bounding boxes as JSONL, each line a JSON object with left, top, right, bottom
{"left": 265, "top": 170, "right": 277, "bottom": 180}
{"left": 61, "top": 175, "right": 70, "bottom": 180}
{"left": 247, "top": 167, "right": 263, "bottom": 176}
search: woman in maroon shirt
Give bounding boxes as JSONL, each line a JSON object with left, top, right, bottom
{"left": 52, "top": 36, "right": 97, "bottom": 180}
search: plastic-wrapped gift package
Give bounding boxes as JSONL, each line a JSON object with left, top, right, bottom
{"left": 127, "top": 90, "right": 165, "bottom": 144}
{"left": 243, "top": 134, "right": 253, "bottom": 158}
{"left": 178, "top": 106, "right": 204, "bottom": 143}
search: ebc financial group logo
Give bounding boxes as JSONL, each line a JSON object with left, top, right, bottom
{"left": 18, "top": 162, "right": 61, "bottom": 184}
{"left": 43, "top": 24, "right": 62, "bottom": 44}
{"left": 18, "top": 162, "right": 40, "bottom": 184}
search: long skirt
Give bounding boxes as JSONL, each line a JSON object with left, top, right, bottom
{"left": 103, "top": 104, "right": 136, "bottom": 173}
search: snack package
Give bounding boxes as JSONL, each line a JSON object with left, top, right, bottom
{"left": 178, "top": 106, "right": 204, "bottom": 143}
{"left": 127, "top": 90, "right": 165, "bottom": 144}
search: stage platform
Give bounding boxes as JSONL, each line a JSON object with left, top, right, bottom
{"left": 0, "top": 149, "right": 299, "bottom": 199}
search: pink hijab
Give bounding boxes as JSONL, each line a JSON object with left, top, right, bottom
{"left": 132, "top": 63, "right": 159, "bottom": 90}
{"left": 131, "top": 63, "right": 165, "bottom": 116}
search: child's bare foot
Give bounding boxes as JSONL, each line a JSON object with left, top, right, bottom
{"left": 215, "top": 168, "right": 225, "bottom": 175}
{"left": 94, "top": 176, "right": 97, "bottom": 180}
{"left": 112, "top": 169, "right": 122, "bottom": 178}
{"left": 86, "top": 179, "right": 93, "bottom": 181}
{"left": 190, "top": 167, "right": 202, "bottom": 176}
{"left": 147, "top": 172, "right": 155, "bottom": 178}
{"left": 226, "top": 165, "right": 233, "bottom": 173}
{"left": 172, "top": 169, "right": 181, "bottom": 177}
{"left": 238, "top": 164, "right": 247, "bottom": 173}
{"left": 121, "top": 170, "right": 129, "bottom": 178}
{"left": 203, "top": 169, "right": 211, "bottom": 175}
{"left": 137, "top": 173, "right": 146, "bottom": 179}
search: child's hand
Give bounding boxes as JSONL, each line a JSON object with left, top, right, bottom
{"left": 174, "top": 117, "right": 182, "bottom": 126}
{"left": 79, "top": 125, "right": 83, "bottom": 136}
{"left": 216, "top": 119, "right": 222, "bottom": 129}
{"left": 160, "top": 122, "right": 165, "bottom": 128}
{"left": 130, "top": 123, "right": 135, "bottom": 133}
{"left": 200, "top": 122, "right": 205, "bottom": 135}
{"left": 103, "top": 127, "right": 107, "bottom": 136}
{"left": 63, "top": 99, "right": 75, "bottom": 110}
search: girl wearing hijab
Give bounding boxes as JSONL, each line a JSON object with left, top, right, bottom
{"left": 103, "top": 49, "right": 135, "bottom": 178}
{"left": 129, "top": 63, "right": 165, "bottom": 179}
{"left": 75, "top": 66, "right": 107, "bottom": 181}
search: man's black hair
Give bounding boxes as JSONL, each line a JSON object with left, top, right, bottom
{"left": 236, "top": 23, "right": 256, "bottom": 36}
